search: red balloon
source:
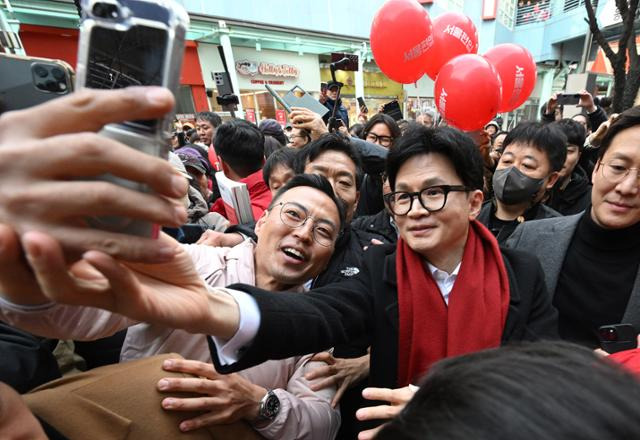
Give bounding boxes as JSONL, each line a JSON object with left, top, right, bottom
{"left": 424, "top": 12, "right": 478, "bottom": 80}
{"left": 484, "top": 44, "right": 537, "bottom": 112}
{"left": 370, "top": 0, "right": 434, "bottom": 84}
{"left": 435, "top": 54, "right": 502, "bottom": 131}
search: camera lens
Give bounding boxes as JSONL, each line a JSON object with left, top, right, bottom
{"left": 33, "top": 65, "right": 48, "bottom": 78}
{"left": 600, "top": 328, "right": 618, "bottom": 342}
{"left": 92, "top": 2, "right": 120, "bottom": 19}
{"left": 45, "top": 80, "right": 58, "bottom": 92}
{"left": 51, "top": 67, "right": 65, "bottom": 81}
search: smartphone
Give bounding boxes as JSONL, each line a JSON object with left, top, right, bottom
{"left": 382, "top": 100, "right": 403, "bottom": 121}
{"left": 357, "top": 97, "right": 368, "bottom": 114}
{"left": 556, "top": 93, "right": 581, "bottom": 106}
{"left": 320, "top": 82, "right": 328, "bottom": 95}
{"left": 598, "top": 324, "right": 638, "bottom": 354}
{"left": 75, "top": 0, "right": 189, "bottom": 237}
{"left": 0, "top": 54, "right": 74, "bottom": 114}
{"left": 283, "top": 85, "right": 329, "bottom": 117}
{"left": 265, "top": 84, "right": 292, "bottom": 113}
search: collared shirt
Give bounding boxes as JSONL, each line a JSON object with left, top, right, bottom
{"left": 425, "top": 261, "right": 461, "bottom": 305}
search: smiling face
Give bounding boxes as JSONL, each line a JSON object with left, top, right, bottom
{"left": 254, "top": 186, "right": 340, "bottom": 288}
{"left": 393, "top": 153, "right": 483, "bottom": 268}
{"left": 304, "top": 150, "right": 360, "bottom": 222}
{"left": 590, "top": 125, "right": 640, "bottom": 229}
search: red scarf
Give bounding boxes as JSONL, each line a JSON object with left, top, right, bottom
{"left": 396, "top": 220, "right": 510, "bottom": 386}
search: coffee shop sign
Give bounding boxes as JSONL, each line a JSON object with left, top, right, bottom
{"left": 235, "top": 60, "right": 299, "bottom": 78}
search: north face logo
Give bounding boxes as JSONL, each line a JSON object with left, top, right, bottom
{"left": 340, "top": 267, "right": 360, "bottom": 277}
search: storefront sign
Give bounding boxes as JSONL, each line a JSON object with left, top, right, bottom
{"left": 236, "top": 60, "right": 299, "bottom": 78}
{"left": 275, "top": 109, "right": 287, "bottom": 126}
{"left": 245, "top": 108, "right": 257, "bottom": 123}
{"left": 250, "top": 79, "right": 285, "bottom": 85}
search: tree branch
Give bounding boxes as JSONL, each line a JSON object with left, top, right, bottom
{"left": 617, "top": 0, "right": 639, "bottom": 61}
{"left": 585, "top": 0, "right": 617, "bottom": 62}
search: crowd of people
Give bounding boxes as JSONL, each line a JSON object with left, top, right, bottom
{"left": 0, "top": 83, "right": 639, "bottom": 440}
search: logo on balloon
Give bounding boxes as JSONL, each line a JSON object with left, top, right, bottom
{"left": 403, "top": 35, "right": 434, "bottom": 63}
{"left": 509, "top": 66, "right": 526, "bottom": 108}
{"left": 438, "top": 88, "right": 448, "bottom": 117}
{"left": 443, "top": 24, "right": 475, "bottom": 52}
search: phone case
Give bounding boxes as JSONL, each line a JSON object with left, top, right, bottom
{"left": 76, "top": 0, "right": 189, "bottom": 237}
{"left": 0, "top": 54, "right": 74, "bottom": 113}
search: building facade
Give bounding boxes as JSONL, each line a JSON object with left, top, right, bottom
{"left": 1, "top": 0, "right": 634, "bottom": 127}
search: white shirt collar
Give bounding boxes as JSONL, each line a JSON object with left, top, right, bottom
{"left": 426, "top": 261, "right": 462, "bottom": 278}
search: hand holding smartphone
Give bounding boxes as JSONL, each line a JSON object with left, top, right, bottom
{"left": 75, "top": 0, "right": 189, "bottom": 237}
{"left": 556, "top": 93, "right": 581, "bottom": 106}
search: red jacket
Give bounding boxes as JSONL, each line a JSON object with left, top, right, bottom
{"left": 210, "top": 169, "right": 272, "bottom": 222}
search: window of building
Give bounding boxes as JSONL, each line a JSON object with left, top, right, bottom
{"left": 175, "top": 85, "right": 196, "bottom": 115}
{"left": 498, "top": 0, "right": 517, "bottom": 29}
{"left": 563, "top": 0, "right": 598, "bottom": 13}
{"left": 516, "top": 0, "right": 552, "bottom": 26}
{"left": 436, "top": 0, "right": 464, "bottom": 12}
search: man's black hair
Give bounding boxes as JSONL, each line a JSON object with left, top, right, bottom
{"left": 263, "top": 147, "right": 297, "bottom": 186}
{"left": 363, "top": 113, "right": 402, "bottom": 144}
{"left": 553, "top": 119, "right": 586, "bottom": 150}
{"left": 264, "top": 135, "right": 284, "bottom": 159}
{"left": 214, "top": 119, "right": 265, "bottom": 178}
{"left": 293, "top": 133, "right": 364, "bottom": 190}
{"left": 195, "top": 111, "right": 222, "bottom": 128}
{"left": 386, "top": 125, "right": 484, "bottom": 191}
{"left": 598, "top": 105, "right": 640, "bottom": 160}
{"left": 378, "top": 342, "right": 640, "bottom": 440}
{"left": 502, "top": 121, "right": 567, "bottom": 173}
{"left": 269, "top": 173, "right": 347, "bottom": 234}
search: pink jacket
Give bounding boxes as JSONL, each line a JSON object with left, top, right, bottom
{"left": 0, "top": 240, "right": 340, "bottom": 440}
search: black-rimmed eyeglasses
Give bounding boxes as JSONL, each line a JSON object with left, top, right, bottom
{"left": 270, "top": 202, "right": 337, "bottom": 247}
{"left": 383, "top": 185, "right": 470, "bottom": 216}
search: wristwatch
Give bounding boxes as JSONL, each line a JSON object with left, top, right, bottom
{"left": 257, "top": 390, "right": 280, "bottom": 421}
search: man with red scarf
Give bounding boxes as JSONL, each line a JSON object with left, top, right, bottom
{"left": 9, "top": 125, "right": 558, "bottom": 438}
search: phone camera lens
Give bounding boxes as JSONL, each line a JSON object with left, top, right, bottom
{"left": 601, "top": 328, "right": 618, "bottom": 342}
{"left": 45, "top": 80, "right": 58, "bottom": 92}
{"left": 33, "top": 65, "right": 48, "bottom": 78}
{"left": 92, "top": 2, "right": 120, "bottom": 19}
{"left": 51, "top": 67, "right": 65, "bottom": 81}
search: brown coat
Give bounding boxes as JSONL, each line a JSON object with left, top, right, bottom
{"left": 24, "top": 354, "right": 263, "bottom": 440}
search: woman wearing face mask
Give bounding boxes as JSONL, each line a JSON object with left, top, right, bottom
{"left": 477, "top": 122, "right": 566, "bottom": 244}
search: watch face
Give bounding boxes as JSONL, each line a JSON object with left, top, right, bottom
{"left": 263, "top": 392, "right": 280, "bottom": 419}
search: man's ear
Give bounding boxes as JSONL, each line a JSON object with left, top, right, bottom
{"left": 545, "top": 171, "right": 560, "bottom": 190}
{"left": 219, "top": 158, "right": 230, "bottom": 175}
{"left": 254, "top": 207, "right": 271, "bottom": 238}
{"left": 467, "top": 189, "right": 484, "bottom": 221}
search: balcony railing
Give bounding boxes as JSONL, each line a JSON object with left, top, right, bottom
{"left": 516, "top": 0, "right": 552, "bottom": 26}
{"left": 563, "top": 0, "right": 598, "bottom": 13}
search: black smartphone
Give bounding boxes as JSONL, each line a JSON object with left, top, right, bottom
{"left": 598, "top": 324, "right": 638, "bottom": 354}
{"left": 320, "top": 82, "right": 328, "bottom": 94}
{"left": 357, "top": 97, "right": 368, "bottom": 114}
{"left": 76, "top": 0, "right": 189, "bottom": 237}
{"left": 382, "top": 100, "right": 403, "bottom": 121}
{"left": 0, "top": 54, "right": 74, "bottom": 114}
{"left": 556, "top": 93, "right": 580, "bottom": 106}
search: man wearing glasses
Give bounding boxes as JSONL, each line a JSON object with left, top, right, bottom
{"left": 507, "top": 106, "right": 640, "bottom": 349}
{"left": 0, "top": 174, "right": 345, "bottom": 439}
{"left": 6, "top": 125, "right": 558, "bottom": 438}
